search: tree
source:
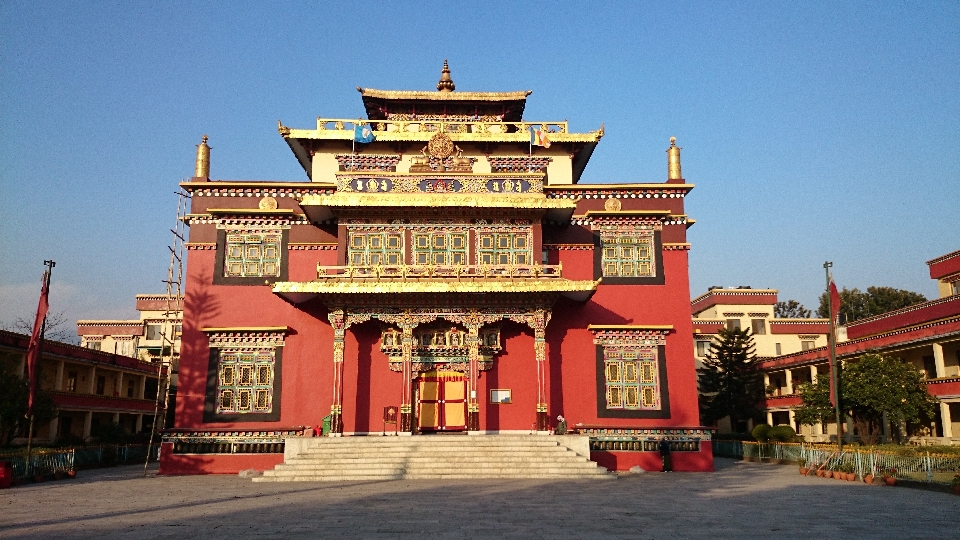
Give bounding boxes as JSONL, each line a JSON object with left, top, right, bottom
{"left": 697, "top": 327, "right": 764, "bottom": 431}
{"left": 842, "top": 353, "right": 937, "bottom": 445}
{"left": 0, "top": 364, "right": 57, "bottom": 446}
{"left": 3, "top": 310, "right": 78, "bottom": 344}
{"left": 774, "top": 300, "right": 811, "bottom": 319}
{"left": 794, "top": 378, "right": 833, "bottom": 428}
{"left": 794, "top": 353, "right": 938, "bottom": 445}
{"left": 817, "top": 287, "right": 927, "bottom": 323}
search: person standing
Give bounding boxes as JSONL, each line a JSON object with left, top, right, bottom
{"left": 658, "top": 438, "right": 673, "bottom": 472}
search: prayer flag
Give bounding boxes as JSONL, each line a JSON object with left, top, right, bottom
{"left": 26, "top": 271, "right": 50, "bottom": 417}
{"left": 354, "top": 124, "right": 375, "bottom": 144}
{"left": 530, "top": 127, "right": 551, "bottom": 148}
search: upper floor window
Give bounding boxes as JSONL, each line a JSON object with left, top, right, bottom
{"left": 696, "top": 340, "right": 710, "bottom": 357}
{"left": 726, "top": 319, "right": 741, "bottom": 331}
{"left": 217, "top": 350, "right": 276, "bottom": 415}
{"left": 86, "top": 341, "right": 101, "bottom": 351}
{"left": 66, "top": 371, "right": 77, "bottom": 392}
{"left": 349, "top": 232, "right": 403, "bottom": 265}
{"left": 601, "top": 236, "right": 653, "bottom": 277}
{"left": 414, "top": 232, "right": 466, "bottom": 265}
{"left": 751, "top": 319, "right": 766, "bottom": 335}
{"left": 146, "top": 324, "right": 162, "bottom": 340}
{"left": 225, "top": 232, "right": 281, "bottom": 277}
{"left": 478, "top": 232, "right": 530, "bottom": 265}
{"left": 801, "top": 340, "right": 815, "bottom": 351}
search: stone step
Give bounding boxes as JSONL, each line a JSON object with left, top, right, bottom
{"left": 255, "top": 435, "right": 613, "bottom": 481}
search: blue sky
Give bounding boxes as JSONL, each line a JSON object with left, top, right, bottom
{"left": 1, "top": 1, "right": 958, "bottom": 332}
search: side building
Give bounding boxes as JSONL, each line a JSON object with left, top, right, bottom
{"left": 691, "top": 287, "right": 829, "bottom": 433}
{"left": 759, "top": 249, "right": 960, "bottom": 444}
{"left": 0, "top": 330, "right": 162, "bottom": 443}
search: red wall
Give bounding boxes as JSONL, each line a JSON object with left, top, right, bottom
{"left": 158, "top": 443, "right": 284, "bottom": 475}
{"left": 592, "top": 444, "right": 714, "bottom": 472}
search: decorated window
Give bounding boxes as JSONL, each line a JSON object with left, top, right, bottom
{"left": 216, "top": 349, "right": 275, "bottom": 414}
{"left": 604, "top": 348, "right": 660, "bottom": 410}
{"left": 224, "top": 231, "right": 282, "bottom": 277}
{"left": 203, "top": 328, "right": 285, "bottom": 422}
{"left": 348, "top": 232, "right": 404, "bottom": 266}
{"left": 600, "top": 233, "right": 654, "bottom": 277}
{"left": 413, "top": 232, "right": 467, "bottom": 265}
{"left": 592, "top": 327, "right": 670, "bottom": 419}
{"left": 477, "top": 232, "right": 531, "bottom": 265}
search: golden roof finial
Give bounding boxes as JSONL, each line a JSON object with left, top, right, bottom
{"left": 195, "top": 135, "right": 210, "bottom": 179}
{"left": 437, "top": 59, "right": 455, "bottom": 92}
{"left": 667, "top": 136, "right": 682, "bottom": 181}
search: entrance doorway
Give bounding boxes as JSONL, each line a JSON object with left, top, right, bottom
{"left": 417, "top": 370, "right": 466, "bottom": 432}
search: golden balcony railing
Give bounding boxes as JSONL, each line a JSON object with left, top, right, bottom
{"left": 316, "top": 263, "right": 563, "bottom": 280}
{"left": 312, "top": 118, "right": 569, "bottom": 135}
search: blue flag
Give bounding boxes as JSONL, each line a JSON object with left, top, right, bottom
{"left": 354, "top": 124, "right": 375, "bottom": 144}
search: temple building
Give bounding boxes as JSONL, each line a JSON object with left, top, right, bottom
{"left": 160, "top": 63, "right": 712, "bottom": 475}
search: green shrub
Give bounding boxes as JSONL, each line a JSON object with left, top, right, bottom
{"left": 751, "top": 423, "right": 772, "bottom": 442}
{"left": 768, "top": 425, "right": 797, "bottom": 442}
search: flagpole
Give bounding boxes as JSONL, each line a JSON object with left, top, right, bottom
{"left": 824, "top": 261, "right": 842, "bottom": 451}
{"left": 528, "top": 126, "right": 533, "bottom": 172}
{"left": 25, "top": 260, "right": 55, "bottom": 477}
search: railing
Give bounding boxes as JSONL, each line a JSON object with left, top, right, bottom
{"left": 713, "top": 441, "right": 960, "bottom": 485}
{"left": 317, "top": 263, "right": 563, "bottom": 280}
{"left": 312, "top": 118, "right": 570, "bottom": 136}
{"left": 0, "top": 444, "right": 159, "bottom": 478}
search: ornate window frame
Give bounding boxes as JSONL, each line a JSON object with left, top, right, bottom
{"left": 214, "top": 228, "right": 289, "bottom": 285}
{"left": 591, "top": 325, "right": 672, "bottom": 419}
{"left": 202, "top": 327, "right": 287, "bottom": 422}
{"left": 590, "top": 217, "right": 664, "bottom": 284}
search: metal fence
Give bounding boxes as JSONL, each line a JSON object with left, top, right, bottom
{"left": 713, "top": 440, "right": 960, "bottom": 485}
{"left": 0, "top": 445, "right": 159, "bottom": 479}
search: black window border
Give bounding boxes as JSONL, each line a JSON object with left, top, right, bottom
{"left": 596, "top": 344, "right": 670, "bottom": 419}
{"left": 204, "top": 345, "right": 282, "bottom": 422}
{"left": 592, "top": 230, "right": 665, "bottom": 284}
{"left": 213, "top": 229, "right": 289, "bottom": 286}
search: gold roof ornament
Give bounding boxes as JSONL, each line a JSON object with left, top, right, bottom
{"left": 667, "top": 136, "right": 682, "bottom": 181}
{"left": 437, "top": 59, "right": 455, "bottom": 92}
{"left": 195, "top": 135, "right": 210, "bottom": 179}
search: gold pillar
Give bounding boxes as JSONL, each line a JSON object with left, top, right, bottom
{"left": 195, "top": 135, "right": 210, "bottom": 179}
{"left": 667, "top": 136, "right": 682, "bottom": 181}
{"left": 400, "top": 326, "right": 414, "bottom": 432}
{"left": 328, "top": 310, "right": 346, "bottom": 435}
{"left": 535, "top": 330, "right": 548, "bottom": 431}
{"left": 466, "top": 325, "right": 481, "bottom": 431}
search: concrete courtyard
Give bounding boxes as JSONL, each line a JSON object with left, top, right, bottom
{"left": 1, "top": 458, "right": 957, "bottom": 539}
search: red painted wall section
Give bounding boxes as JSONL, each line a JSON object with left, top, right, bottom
{"left": 479, "top": 323, "right": 540, "bottom": 431}
{"left": 592, "top": 444, "right": 714, "bottom": 472}
{"left": 690, "top": 292, "right": 777, "bottom": 315}
{"left": 928, "top": 251, "right": 960, "bottom": 280}
{"left": 845, "top": 296, "right": 960, "bottom": 340}
{"left": 926, "top": 379, "right": 960, "bottom": 397}
{"left": 769, "top": 322, "right": 829, "bottom": 334}
{"left": 158, "top": 443, "right": 284, "bottom": 475}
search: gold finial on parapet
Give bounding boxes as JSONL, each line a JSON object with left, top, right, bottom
{"left": 667, "top": 136, "right": 682, "bottom": 182}
{"left": 437, "top": 59, "right": 455, "bottom": 92}
{"left": 195, "top": 135, "right": 210, "bottom": 179}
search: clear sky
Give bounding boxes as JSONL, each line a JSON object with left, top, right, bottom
{"left": 1, "top": 1, "right": 958, "bottom": 334}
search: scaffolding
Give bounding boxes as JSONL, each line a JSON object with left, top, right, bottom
{"left": 144, "top": 187, "right": 189, "bottom": 476}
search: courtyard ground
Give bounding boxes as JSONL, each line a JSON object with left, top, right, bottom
{"left": 1, "top": 458, "right": 957, "bottom": 539}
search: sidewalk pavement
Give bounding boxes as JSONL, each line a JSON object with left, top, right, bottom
{"left": 1, "top": 458, "right": 957, "bottom": 539}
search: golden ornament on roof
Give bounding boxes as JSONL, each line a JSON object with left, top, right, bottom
{"left": 428, "top": 131, "right": 455, "bottom": 158}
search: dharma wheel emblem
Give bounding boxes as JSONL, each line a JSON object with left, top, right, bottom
{"left": 604, "top": 197, "right": 622, "bottom": 211}
{"left": 259, "top": 196, "right": 278, "bottom": 210}
{"left": 428, "top": 131, "right": 455, "bottom": 159}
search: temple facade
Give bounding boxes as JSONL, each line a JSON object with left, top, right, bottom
{"left": 160, "top": 63, "right": 711, "bottom": 474}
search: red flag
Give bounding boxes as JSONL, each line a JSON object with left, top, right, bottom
{"left": 26, "top": 272, "right": 50, "bottom": 417}
{"left": 829, "top": 280, "right": 841, "bottom": 325}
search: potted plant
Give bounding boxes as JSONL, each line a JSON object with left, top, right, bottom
{"left": 882, "top": 467, "right": 897, "bottom": 486}
{"left": 864, "top": 470, "right": 875, "bottom": 484}
{"left": 798, "top": 457, "right": 808, "bottom": 475}
{"left": 950, "top": 474, "right": 960, "bottom": 496}
{"left": 843, "top": 463, "right": 856, "bottom": 481}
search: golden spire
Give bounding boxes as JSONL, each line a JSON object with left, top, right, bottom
{"left": 437, "top": 59, "right": 455, "bottom": 92}
{"left": 667, "top": 136, "right": 682, "bottom": 181}
{"left": 195, "top": 135, "right": 210, "bottom": 179}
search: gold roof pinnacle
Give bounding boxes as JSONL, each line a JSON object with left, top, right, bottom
{"left": 437, "top": 59, "right": 455, "bottom": 92}
{"left": 667, "top": 136, "right": 682, "bottom": 181}
{"left": 195, "top": 135, "right": 210, "bottom": 179}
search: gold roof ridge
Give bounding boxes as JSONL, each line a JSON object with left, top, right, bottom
{"left": 357, "top": 87, "right": 532, "bottom": 101}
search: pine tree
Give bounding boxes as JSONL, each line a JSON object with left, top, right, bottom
{"left": 697, "top": 327, "right": 764, "bottom": 431}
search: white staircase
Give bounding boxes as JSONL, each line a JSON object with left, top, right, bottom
{"left": 253, "top": 435, "right": 614, "bottom": 481}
